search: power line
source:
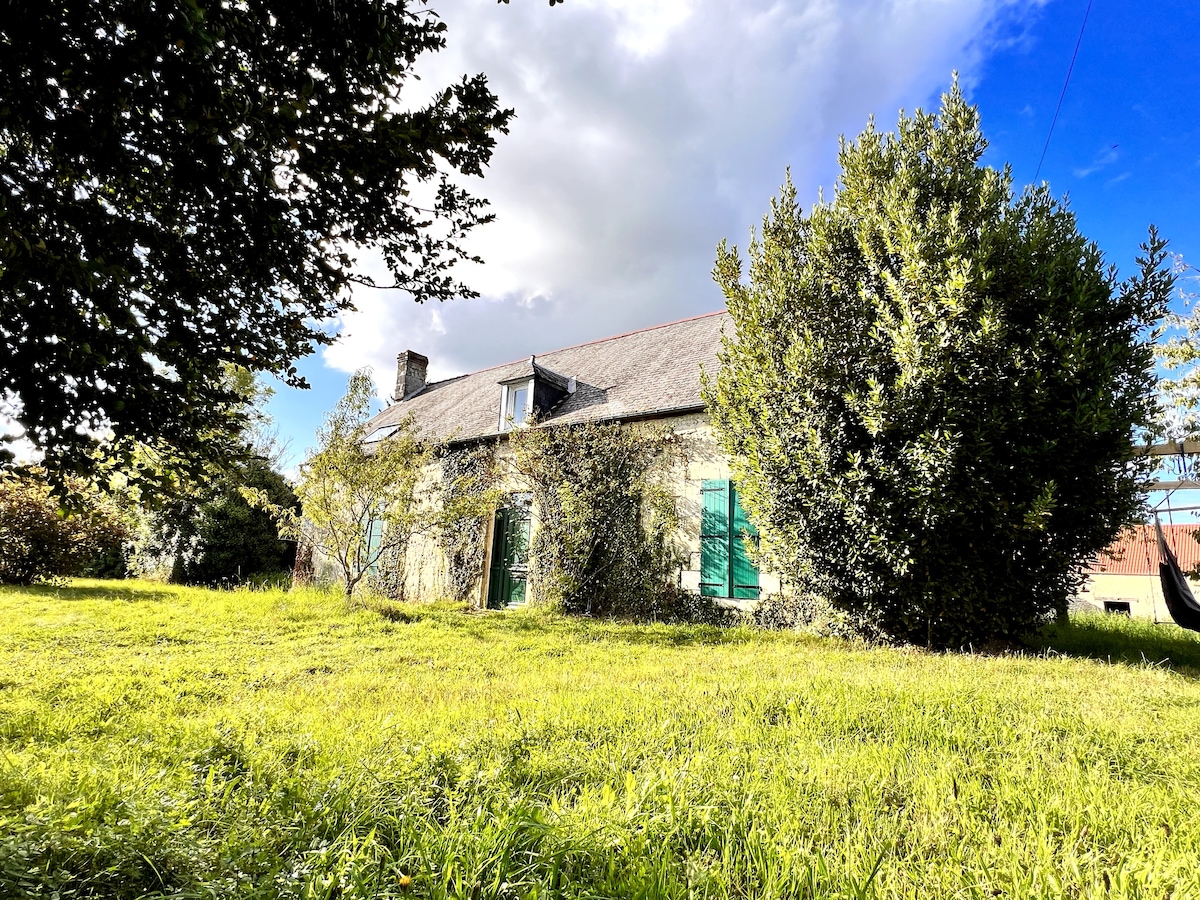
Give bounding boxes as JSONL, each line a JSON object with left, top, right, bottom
{"left": 1033, "top": 0, "right": 1094, "bottom": 183}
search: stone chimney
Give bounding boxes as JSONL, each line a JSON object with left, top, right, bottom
{"left": 395, "top": 350, "right": 428, "bottom": 401}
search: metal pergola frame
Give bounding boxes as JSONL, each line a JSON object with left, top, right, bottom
{"left": 1140, "top": 441, "right": 1200, "bottom": 493}
{"left": 1151, "top": 502, "right": 1200, "bottom": 515}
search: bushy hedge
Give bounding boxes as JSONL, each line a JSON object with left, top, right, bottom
{"left": 706, "top": 84, "right": 1169, "bottom": 648}
{"left": 0, "top": 472, "right": 129, "bottom": 584}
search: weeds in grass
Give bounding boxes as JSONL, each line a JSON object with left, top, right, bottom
{"left": 1, "top": 580, "right": 1199, "bottom": 898}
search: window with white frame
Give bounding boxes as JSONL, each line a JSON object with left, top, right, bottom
{"left": 500, "top": 378, "right": 533, "bottom": 431}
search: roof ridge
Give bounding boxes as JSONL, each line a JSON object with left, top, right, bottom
{"left": 411, "top": 309, "right": 728, "bottom": 390}
{"left": 536, "top": 309, "right": 728, "bottom": 359}
{"left": 1124, "top": 523, "right": 1199, "bottom": 531}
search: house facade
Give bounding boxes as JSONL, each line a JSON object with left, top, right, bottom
{"left": 359, "top": 311, "right": 780, "bottom": 609}
{"left": 358, "top": 311, "right": 1192, "bottom": 620}
{"left": 1078, "top": 523, "right": 1200, "bottom": 621}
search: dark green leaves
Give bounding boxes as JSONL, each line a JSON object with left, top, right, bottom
{"left": 706, "top": 83, "right": 1171, "bottom": 647}
{"left": 0, "top": 1, "right": 513, "bottom": 495}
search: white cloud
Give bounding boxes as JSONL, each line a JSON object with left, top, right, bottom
{"left": 321, "top": 0, "right": 1046, "bottom": 397}
{"left": 583, "top": 0, "right": 695, "bottom": 57}
{"left": 1074, "top": 144, "right": 1121, "bottom": 179}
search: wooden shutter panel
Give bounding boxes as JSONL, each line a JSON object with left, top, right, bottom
{"left": 364, "top": 516, "right": 385, "bottom": 575}
{"left": 730, "top": 484, "right": 760, "bottom": 600}
{"left": 700, "top": 480, "right": 730, "bottom": 597}
{"left": 701, "top": 480, "right": 760, "bottom": 599}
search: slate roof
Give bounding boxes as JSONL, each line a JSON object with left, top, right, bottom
{"left": 363, "top": 311, "right": 730, "bottom": 445}
{"left": 1089, "top": 524, "right": 1200, "bottom": 576}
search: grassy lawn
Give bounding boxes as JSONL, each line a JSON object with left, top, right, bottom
{"left": 2, "top": 581, "right": 1200, "bottom": 899}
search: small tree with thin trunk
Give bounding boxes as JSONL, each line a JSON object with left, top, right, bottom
{"left": 247, "top": 370, "right": 429, "bottom": 603}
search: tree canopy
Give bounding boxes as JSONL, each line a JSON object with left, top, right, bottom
{"left": 247, "top": 369, "right": 431, "bottom": 602}
{"left": 0, "top": 0, "right": 512, "bottom": 491}
{"left": 1155, "top": 258, "right": 1200, "bottom": 437}
{"left": 705, "top": 84, "right": 1172, "bottom": 648}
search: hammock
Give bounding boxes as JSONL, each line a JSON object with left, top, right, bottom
{"left": 1154, "top": 517, "right": 1200, "bottom": 633}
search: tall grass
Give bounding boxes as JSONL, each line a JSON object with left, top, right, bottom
{"left": 2, "top": 580, "right": 1199, "bottom": 898}
{"left": 1031, "top": 611, "right": 1200, "bottom": 673}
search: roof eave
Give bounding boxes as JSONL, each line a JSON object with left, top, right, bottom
{"left": 440, "top": 402, "right": 708, "bottom": 449}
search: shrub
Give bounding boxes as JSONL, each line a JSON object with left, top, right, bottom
{"left": 0, "top": 472, "right": 130, "bottom": 584}
{"left": 748, "top": 591, "right": 875, "bottom": 640}
{"left": 706, "top": 82, "right": 1170, "bottom": 648}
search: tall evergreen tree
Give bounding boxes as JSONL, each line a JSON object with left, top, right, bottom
{"left": 705, "top": 84, "right": 1172, "bottom": 648}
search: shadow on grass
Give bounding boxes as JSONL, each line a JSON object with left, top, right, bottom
{"left": 1028, "top": 614, "right": 1200, "bottom": 677}
{"left": 403, "top": 602, "right": 762, "bottom": 648}
{"left": 4, "top": 580, "right": 182, "bottom": 604}
{"left": 439, "top": 603, "right": 1200, "bottom": 665}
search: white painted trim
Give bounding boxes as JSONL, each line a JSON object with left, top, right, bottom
{"left": 498, "top": 378, "right": 534, "bottom": 432}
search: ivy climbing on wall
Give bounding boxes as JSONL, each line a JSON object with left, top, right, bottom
{"left": 439, "top": 444, "right": 502, "bottom": 604}
{"left": 508, "top": 420, "right": 687, "bottom": 617}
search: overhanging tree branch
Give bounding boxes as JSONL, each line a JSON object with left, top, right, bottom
{"left": 0, "top": 1, "right": 513, "bottom": 494}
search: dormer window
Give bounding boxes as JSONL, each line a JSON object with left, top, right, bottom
{"left": 498, "top": 356, "right": 574, "bottom": 433}
{"left": 509, "top": 384, "right": 529, "bottom": 425}
{"left": 500, "top": 378, "right": 534, "bottom": 431}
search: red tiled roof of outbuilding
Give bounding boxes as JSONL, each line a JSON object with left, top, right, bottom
{"left": 1090, "top": 524, "right": 1200, "bottom": 576}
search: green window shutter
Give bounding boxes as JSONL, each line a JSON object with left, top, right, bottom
{"left": 700, "top": 480, "right": 730, "bottom": 597}
{"left": 700, "top": 480, "right": 760, "bottom": 599}
{"left": 730, "top": 484, "right": 760, "bottom": 600}
{"left": 364, "top": 516, "right": 385, "bottom": 575}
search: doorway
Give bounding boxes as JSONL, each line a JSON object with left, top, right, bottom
{"left": 487, "top": 494, "right": 532, "bottom": 609}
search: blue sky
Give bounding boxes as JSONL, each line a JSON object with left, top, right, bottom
{"left": 974, "top": 1, "right": 1198, "bottom": 285}
{"left": 264, "top": 0, "right": 1200, "bottom": 485}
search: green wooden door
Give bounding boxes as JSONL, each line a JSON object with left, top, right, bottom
{"left": 487, "top": 496, "right": 532, "bottom": 609}
{"left": 700, "top": 480, "right": 759, "bottom": 599}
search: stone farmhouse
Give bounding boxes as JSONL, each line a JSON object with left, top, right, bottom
{"left": 358, "top": 310, "right": 780, "bottom": 609}
{"left": 355, "top": 310, "right": 1197, "bottom": 621}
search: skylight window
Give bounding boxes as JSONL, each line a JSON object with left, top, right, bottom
{"left": 363, "top": 423, "right": 400, "bottom": 443}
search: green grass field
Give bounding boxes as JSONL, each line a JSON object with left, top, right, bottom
{"left": 2, "top": 580, "right": 1200, "bottom": 899}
